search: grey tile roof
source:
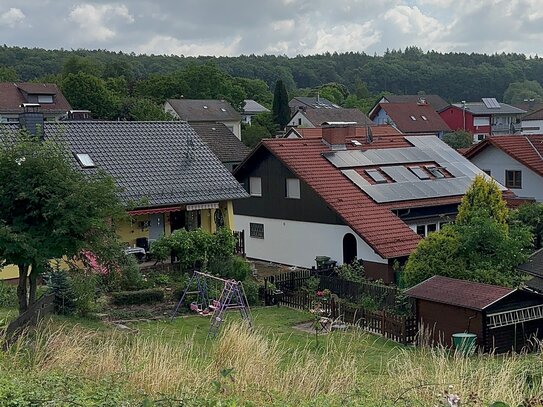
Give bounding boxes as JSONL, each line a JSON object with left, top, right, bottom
{"left": 452, "top": 102, "right": 526, "bottom": 115}
{"left": 518, "top": 248, "right": 543, "bottom": 278}
{"left": 190, "top": 122, "right": 250, "bottom": 164}
{"left": 302, "top": 108, "right": 373, "bottom": 126}
{"left": 289, "top": 96, "right": 339, "bottom": 109}
{"left": 41, "top": 121, "right": 249, "bottom": 208}
{"left": 166, "top": 99, "right": 241, "bottom": 122}
{"left": 243, "top": 99, "right": 270, "bottom": 114}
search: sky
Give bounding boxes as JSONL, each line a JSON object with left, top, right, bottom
{"left": 0, "top": 0, "right": 541, "bottom": 57}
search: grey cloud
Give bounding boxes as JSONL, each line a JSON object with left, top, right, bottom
{"left": 0, "top": 0, "right": 539, "bottom": 56}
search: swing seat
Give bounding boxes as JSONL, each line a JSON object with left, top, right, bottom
{"left": 209, "top": 299, "right": 221, "bottom": 310}
{"left": 190, "top": 302, "right": 202, "bottom": 313}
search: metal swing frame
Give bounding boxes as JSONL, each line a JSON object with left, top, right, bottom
{"left": 172, "top": 270, "right": 253, "bottom": 337}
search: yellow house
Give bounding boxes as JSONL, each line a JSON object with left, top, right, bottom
{"left": 0, "top": 119, "right": 249, "bottom": 281}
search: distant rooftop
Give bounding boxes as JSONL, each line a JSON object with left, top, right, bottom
{"left": 243, "top": 99, "right": 270, "bottom": 115}
{"left": 384, "top": 94, "right": 449, "bottom": 112}
{"left": 451, "top": 98, "right": 526, "bottom": 115}
{"left": 166, "top": 99, "right": 241, "bottom": 122}
{"left": 289, "top": 96, "right": 340, "bottom": 110}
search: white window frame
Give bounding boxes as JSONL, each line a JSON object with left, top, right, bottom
{"left": 249, "top": 177, "right": 262, "bottom": 197}
{"left": 37, "top": 94, "right": 53, "bottom": 104}
{"left": 286, "top": 178, "right": 301, "bottom": 199}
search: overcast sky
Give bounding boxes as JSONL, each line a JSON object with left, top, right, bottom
{"left": 0, "top": 0, "right": 540, "bottom": 57}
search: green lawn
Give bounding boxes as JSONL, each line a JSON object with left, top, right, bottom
{"left": 134, "top": 306, "right": 406, "bottom": 374}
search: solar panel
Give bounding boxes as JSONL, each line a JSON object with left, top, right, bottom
{"left": 482, "top": 97, "right": 501, "bottom": 109}
{"left": 366, "top": 169, "right": 387, "bottom": 183}
{"left": 409, "top": 166, "right": 430, "bottom": 180}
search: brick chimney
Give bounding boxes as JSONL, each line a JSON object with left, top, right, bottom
{"left": 322, "top": 124, "right": 357, "bottom": 149}
{"left": 19, "top": 103, "right": 44, "bottom": 139}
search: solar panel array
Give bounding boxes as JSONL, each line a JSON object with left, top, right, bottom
{"left": 482, "top": 98, "right": 501, "bottom": 109}
{"left": 325, "top": 136, "right": 505, "bottom": 203}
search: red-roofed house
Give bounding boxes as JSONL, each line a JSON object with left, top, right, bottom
{"left": 406, "top": 275, "right": 543, "bottom": 353}
{"left": 233, "top": 125, "right": 497, "bottom": 283}
{"left": 0, "top": 82, "right": 72, "bottom": 122}
{"left": 369, "top": 102, "right": 450, "bottom": 138}
{"left": 283, "top": 124, "right": 402, "bottom": 139}
{"left": 464, "top": 135, "right": 543, "bottom": 201}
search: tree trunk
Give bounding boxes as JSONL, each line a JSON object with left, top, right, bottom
{"left": 28, "top": 262, "right": 41, "bottom": 306}
{"left": 17, "top": 264, "right": 29, "bottom": 314}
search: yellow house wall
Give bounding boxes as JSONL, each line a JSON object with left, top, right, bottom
{"left": 0, "top": 200, "right": 237, "bottom": 281}
{"left": 117, "top": 215, "right": 150, "bottom": 247}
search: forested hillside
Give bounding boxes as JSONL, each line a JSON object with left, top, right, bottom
{"left": 1, "top": 45, "right": 542, "bottom": 124}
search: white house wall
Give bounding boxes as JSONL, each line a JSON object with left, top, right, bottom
{"left": 234, "top": 215, "right": 387, "bottom": 268}
{"left": 287, "top": 111, "right": 316, "bottom": 128}
{"left": 470, "top": 145, "right": 543, "bottom": 201}
{"left": 522, "top": 119, "right": 543, "bottom": 134}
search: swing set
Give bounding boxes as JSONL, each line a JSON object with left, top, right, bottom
{"left": 172, "top": 270, "right": 253, "bottom": 337}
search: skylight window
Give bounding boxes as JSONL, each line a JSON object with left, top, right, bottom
{"left": 203, "top": 105, "right": 208, "bottom": 109}
{"left": 75, "top": 153, "right": 95, "bottom": 168}
{"left": 366, "top": 169, "right": 387, "bottom": 184}
{"left": 426, "top": 165, "right": 445, "bottom": 179}
{"left": 410, "top": 115, "right": 417, "bottom": 121}
{"left": 421, "top": 115, "right": 428, "bottom": 121}
{"left": 409, "top": 166, "right": 430, "bottom": 180}
{"left": 220, "top": 108, "right": 226, "bottom": 112}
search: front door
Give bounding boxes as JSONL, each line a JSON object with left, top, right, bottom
{"left": 149, "top": 213, "right": 164, "bottom": 242}
{"left": 170, "top": 211, "right": 186, "bottom": 232}
{"left": 343, "top": 233, "right": 357, "bottom": 264}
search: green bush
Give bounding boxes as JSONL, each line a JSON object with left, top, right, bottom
{"left": 242, "top": 279, "right": 260, "bottom": 306}
{"left": 0, "top": 281, "right": 17, "bottom": 308}
{"left": 119, "top": 255, "right": 145, "bottom": 291}
{"left": 47, "top": 269, "right": 76, "bottom": 315}
{"left": 69, "top": 271, "right": 99, "bottom": 316}
{"left": 209, "top": 255, "right": 251, "bottom": 281}
{"left": 336, "top": 260, "right": 365, "bottom": 282}
{"left": 111, "top": 288, "right": 164, "bottom": 306}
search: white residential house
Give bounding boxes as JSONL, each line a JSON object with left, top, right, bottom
{"left": 242, "top": 99, "right": 270, "bottom": 124}
{"left": 465, "top": 135, "right": 543, "bottom": 201}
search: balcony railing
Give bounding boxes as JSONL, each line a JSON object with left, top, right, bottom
{"left": 491, "top": 123, "right": 521, "bottom": 134}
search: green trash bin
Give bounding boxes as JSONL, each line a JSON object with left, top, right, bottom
{"left": 452, "top": 333, "right": 477, "bottom": 356}
{"left": 315, "top": 256, "right": 331, "bottom": 269}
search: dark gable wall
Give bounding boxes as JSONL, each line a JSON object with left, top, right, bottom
{"left": 234, "top": 149, "right": 344, "bottom": 225}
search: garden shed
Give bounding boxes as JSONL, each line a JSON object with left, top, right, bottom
{"left": 406, "top": 276, "right": 543, "bottom": 353}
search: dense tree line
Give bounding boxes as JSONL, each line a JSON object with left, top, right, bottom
{"left": 1, "top": 45, "right": 543, "bottom": 102}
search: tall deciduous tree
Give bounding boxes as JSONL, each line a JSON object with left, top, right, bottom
{"left": 0, "top": 132, "right": 124, "bottom": 313}
{"left": 404, "top": 175, "right": 532, "bottom": 287}
{"left": 442, "top": 130, "right": 473, "bottom": 149}
{"left": 272, "top": 80, "right": 289, "bottom": 130}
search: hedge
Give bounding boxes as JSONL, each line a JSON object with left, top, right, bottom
{"left": 111, "top": 288, "right": 164, "bottom": 306}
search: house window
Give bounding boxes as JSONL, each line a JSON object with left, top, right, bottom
{"left": 286, "top": 178, "right": 301, "bottom": 199}
{"left": 298, "top": 118, "right": 302, "bottom": 126}
{"left": 473, "top": 117, "right": 490, "bottom": 126}
{"left": 483, "top": 169, "right": 491, "bottom": 176}
{"left": 74, "top": 153, "right": 95, "bottom": 168}
{"left": 473, "top": 134, "right": 486, "bottom": 143}
{"left": 426, "top": 224, "right": 437, "bottom": 234}
{"left": 37, "top": 94, "right": 53, "bottom": 104}
{"left": 409, "top": 166, "right": 430, "bottom": 180}
{"left": 249, "top": 177, "right": 262, "bottom": 196}
{"left": 249, "top": 222, "right": 264, "bottom": 239}
{"left": 505, "top": 170, "right": 522, "bottom": 189}
{"left": 416, "top": 225, "right": 426, "bottom": 237}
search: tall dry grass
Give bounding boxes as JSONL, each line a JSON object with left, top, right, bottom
{"left": 6, "top": 322, "right": 363, "bottom": 404}
{"left": 385, "top": 346, "right": 543, "bottom": 405}
{"left": 5, "top": 321, "right": 543, "bottom": 405}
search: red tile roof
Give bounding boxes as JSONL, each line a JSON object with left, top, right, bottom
{"left": 291, "top": 125, "right": 403, "bottom": 140}
{"left": 405, "top": 275, "right": 514, "bottom": 310}
{"left": 371, "top": 103, "right": 451, "bottom": 134}
{"left": 0, "top": 82, "right": 72, "bottom": 113}
{"left": 260, "top": 137, "right": 422, "bottom": 258}
{"left": 464, "top": 135, "right": 543, "bottom": 177}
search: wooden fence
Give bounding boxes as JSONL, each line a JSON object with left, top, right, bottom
{"left": 271, "top": 289, "right": 416, "bottom": 345}
{"left": 2, "top": 294, "right": 55, "bottom": 348}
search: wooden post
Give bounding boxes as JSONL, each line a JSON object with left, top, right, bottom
{"left": 381, "top": 309, "right": 386, "bottom": 336}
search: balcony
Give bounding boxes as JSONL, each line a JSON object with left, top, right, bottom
{"left": 491, "top": 123, "right": 521, "bottom": 135}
